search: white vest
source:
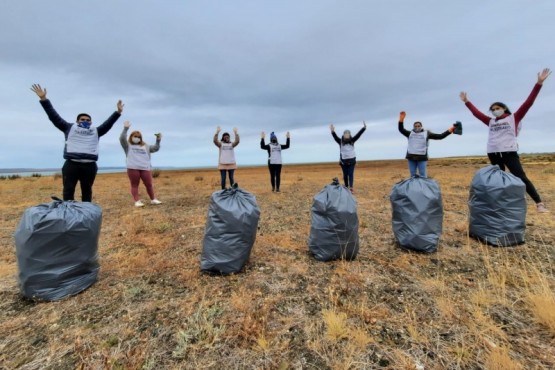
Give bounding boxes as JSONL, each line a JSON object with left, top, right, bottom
{"left": 219, "top": 143, "right": 236, "bottom": 164}
{"left": 126, "top": 145, "right": 151, "bottom": 170}
{"left": 269, "top": 143, "right": 282, "bottom": 164}
{"left": 407, "top": 130, "right": 428, "bottom": 155}
{"left": 340, "top": 143, "right": 356, "bottom": 160}
{"left": 487, "top": 115, "right": 519, "bottom": 153}
{"left": 66, "top": 125, "right": 99, "bottom": 156}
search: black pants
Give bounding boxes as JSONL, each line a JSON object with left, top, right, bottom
{"left": 268, "top": 163, "right": 282, "bottom": 191}
{"left": 62, "top": 160, "right": 98, "bottom": 202}
{"left": 340, "top": 159, "right": 356, "bottom": 188}
{"left": 488, "top": 152, "right": 541, "bottom": 203}
{"left": 220, "top": 169, "right": 235, "bottom": 189}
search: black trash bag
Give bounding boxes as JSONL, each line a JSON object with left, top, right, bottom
{"left": 201, "top": 185, "right": 260, "bottom": 274}
{"left": 469, "top": 165, "right": 526, "bottom": 247}
{"left": 390, "top": 177, "right": 443, "bottom": 253}
{"left": 14, "top": 198, "right": 102, "bottom": 301}
{"left": 308, "top": 178, "right": 359, "bottom": 261}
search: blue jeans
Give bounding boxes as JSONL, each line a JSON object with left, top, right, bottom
{"left": 408, "top": 160, "right": 427, "bottom": 178}
{"left": 220, "top": 169, "right": 235, "bottom": 189}
{"left": 340, "top": 159, "right": 356, "bottom": 188}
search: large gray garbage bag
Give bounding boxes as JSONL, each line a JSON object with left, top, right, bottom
{"left": 390, "top": 177, "right": 443, "bottom": 253}
{"left": 14, "top": 199, "right": 102, "bottom": 301}
{"left": 201, "top": 185, "right": 260, "bottom": 274}
{"left": 469, "top": 165, "right": 526, "bottom": 247}
{"left": 308, "top": 179, "right": 359, "bottom": 261}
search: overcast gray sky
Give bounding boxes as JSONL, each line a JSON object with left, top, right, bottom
{"left": 1, "top": 0, "right": 553, "bottom": 169}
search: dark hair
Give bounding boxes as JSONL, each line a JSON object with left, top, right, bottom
{"left": 489, "top": 102, "right": 511, "bottom": 114}
{"left": 413, "top": 121, "right": 423, "bottom": 126}
{"left": 76, "top": 113, "right": 91, "bottom": 121}
{"left": 221, "top": 132, "right": 230, "bottom": 141}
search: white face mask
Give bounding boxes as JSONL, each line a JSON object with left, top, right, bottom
{"left": 131, "top": 137, "right": 141, "bottom": 144}
{"left": 491, "top": 108, "right": 505, "bottom": 117}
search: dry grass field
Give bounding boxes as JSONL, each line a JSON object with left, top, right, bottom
{"left": 1, "top": 156, "right": 555, "bottom": 369}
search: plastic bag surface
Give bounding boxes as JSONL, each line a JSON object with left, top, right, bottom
{"left": 201, "top": 186, "right": 260, "bottom": 274}
{"left": 390, "top": 177, "right": 443, "bottom": 253}
{"left": 15, "top": 199, "right": 102, "bottom": 301}
{"left": 308, "top": 179, "right": 359, "bottom": 261}
{"left": 468, "top": 165, "right": 526, "bottom": 247}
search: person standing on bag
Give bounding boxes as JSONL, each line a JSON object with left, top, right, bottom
{"left": 459, "top": 68, "right": 551, "bottom": 213}
{"left": 398, "top": 111, "right": 460, "bottom": 178}
{"left": 214, "top": 126, "right": 240, "bottom": 189}
{"left": 30, "top": 84, "right": 123, "bottom": 202}
{"left": 260, "top": 131, "right": 290, "bottom": 192}
{"left": 330, "top": 121, "right": 366, "bottom": 193}
{"left": 119, "top": 121, "right": 163, "bottom": 207}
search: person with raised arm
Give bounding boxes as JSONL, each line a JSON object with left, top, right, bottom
{"left": 260, "top": 131, "right": 291, "bottom": 192}
{"left": 397, "top": 111, "right": 460, "bottom": 178}
{"left": 213, "top": 126, "right": 240, "bottom": 189}
{"left": 459, "top": 68, "right": 551, "bottom": 213}
{"left": 330, "top": 121, "right": 366, "bottom": 193}
{"left": 119, "top": 121, "right": 162, "bottom": 207}
{"left": 30, "top": 84, "right": 123, "bottom": 202}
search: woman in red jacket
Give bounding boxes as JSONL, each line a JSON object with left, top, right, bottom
{"left": 459, "top": 68, "right": 551, "bottom": 213}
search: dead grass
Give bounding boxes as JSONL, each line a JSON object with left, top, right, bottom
{"left": 1, "top": 157, "right": 555, "bottom": 369}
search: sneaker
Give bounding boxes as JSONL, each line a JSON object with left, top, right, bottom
{"left": 276, "top": 188, "right": 281, "bottom": 193}
{"left": 134, "top": 200, "right": 145, "bottom": 207}
{"left": 272, "top": 187, "right": 275, "bottom": 192}
{"left": 151, "top": 199, "right": 162, "bottom": 205}
{"left": 537, "top": 203, "right": 549, "bottom": 213}
{"left": 349, "top": 188, "right": 354, "bottom": 194}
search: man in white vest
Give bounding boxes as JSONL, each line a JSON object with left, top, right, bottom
{"left": 31, "top": 84, "right": 123, "bottom": 201}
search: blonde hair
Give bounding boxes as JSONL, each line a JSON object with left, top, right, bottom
{"left": 128, "top": 130, "right": 145, "bottom": 146}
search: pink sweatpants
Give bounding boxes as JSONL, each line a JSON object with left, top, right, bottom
{"left": 127, "top": 169, "right": 156, "bottom": 201}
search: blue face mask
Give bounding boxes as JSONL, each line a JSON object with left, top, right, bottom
{"left": 78, "top": 121, "right": 91, "bottom": 129}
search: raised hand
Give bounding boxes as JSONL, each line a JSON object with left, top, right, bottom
{"left": 459, "top": 92, "right": 468, "bottom": 103}
{"left": 362, "top": 120, "right": 367, "bottom": 128}
{"left": 399, "top": 111, "right": 406, "bottom": 122}
{"left": 233, "top": 127, "right": 238, "bottom": 134}
{"left": 286, "top": 131, "right": 290, "bottom": 139}
{"left": 117, "top": 100, "right": 124, "bottom": 113}
{"left": 123, "top": 120, "right": 131, "bottom": 128}
{"left": 215, "top": 126, "right": 221, "bottom": 134}
{"left": 261, "top": 131, "right": 265, "bottom": 139}
{"left": 537, "top": 68, "right": 552, "bottom": 84}
{"left": 30, "top": 84, "right": 47, "bottom": 100}
{"left": 329, "top": 124, "right": 335, "bottom": 131}
{"left": 155, "top": 133, "right": 162, "bottom": 140}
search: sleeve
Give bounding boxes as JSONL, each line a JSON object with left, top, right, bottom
{"left": 331, "top": 131, "right": 341, "bottom": 144}
{"left": 398, "top": 121, "right": 411, "bottom": 138}
{"left": 232, "top": 133, "right": 240, "bottom": 147}
{"left": 39, "top": 99, "right": 72, "bottom": 132}
{"left": 514, "top": 83, "right": 543, "bottom": 124}
{"left": 351, "top": 126, "right": 366, "bottom": 142}
{"left": 119, "top": 127, "right": 129, "bottom": 154}
{"left": 260, "top": 138, "right": 270, "bottom": 150}
{"left": 281, "top": 137, "right": 290, "bottom": 149}
{"left": 213, "top": 134, "right": 221, "bottom": 148}
{"left": 464, "top": 101, "right": 491, "bottom": 125}
{"left": 97, "top": 111, "right": 122, "bottom": 137}
{"left": 149, "top": 139, "right": 161, "bottom": 153}
{"left": 428, "top": 130, "right": 452, "bottom": 140}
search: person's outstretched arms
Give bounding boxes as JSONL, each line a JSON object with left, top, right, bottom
{"left": 352, "top": 121, "right": 367, "bottom": 142}
{"left": 150, "top": 133, "right": 162, "bottom": 153}
{"left": 282, "top": 131, "right": 290, "bottom": 149}
{"left": 459, "top": 91, "right": 490, "bottom": 125}
{"left": 260, "top": 131, "right": 269, "bottom": 150}
{"left": 97, "top": 100, "right": 124, "bottom": 136}
{"left": 398, "top": 111, "right": 410, "bottom": 137}
{"left": 514, "top": 68, "right": 551, "bottom": 122}
{"left": 232, "top": 127, "right": 240, "bottom": 147}
{"left": 429, "top": 123, "right": 456, "bottom": 140}
{"left": 31, "top": 84, "right": 72, "bottom": 132}
{"left": 213, "top": 126, "right": 222, "bottom": 147}
{"left": 120, "top": 120, "right": 130, "bottom": 153}
{"left": 330, "top": 124, "right": 341, "bottom": 144}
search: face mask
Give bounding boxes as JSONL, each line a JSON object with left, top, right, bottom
{"left": 78, "top": 121, "right": 91, "bottom": 129}
{"left": 414, "top": 127, "right": 422, "bottom": 132}
{"left": 132, "top": 137, "right": 141, "bottom": 144}
{"left": 491, "top": 109, "right": 504, "bottom": 117}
